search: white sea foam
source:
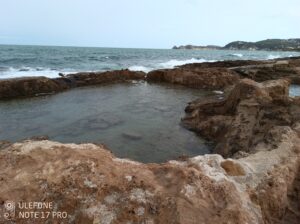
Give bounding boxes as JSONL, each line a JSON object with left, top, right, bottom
{"left": 128, "top": 65, "right": 152, "bottom": 73}
{"left": 129, "top": 58, "right": 213, "bottom": 73}
{"left": 213, "top": 90, "right": 224, "bottom": 95}
{"left": 159, "top": 58, "right": 211, "bottom": 69}
{"left": 0, "top": 67, "right": 74, "bottom": 79}
{"left": 267, "top": 55, "right": 281, "bottom": 60}
{"left": 231, "top": 53, "right": 243, "bottom": 57}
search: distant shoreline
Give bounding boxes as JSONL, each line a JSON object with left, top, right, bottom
{"left": 173, "top": 38, "right": 300, "bottom": 52}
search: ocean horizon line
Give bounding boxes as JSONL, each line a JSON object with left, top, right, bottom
{"left": 0, "top": 43, "right": 170, "bottom": 50}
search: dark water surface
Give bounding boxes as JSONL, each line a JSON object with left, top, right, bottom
{"left": 0, "top": 82, "right": 213, "bottom": 163}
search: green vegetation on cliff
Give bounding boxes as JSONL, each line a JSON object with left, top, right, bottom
{"left": 173, "top": 39, "right": 300, "bottom": 51}
{"left": 224, "top": 39, "right": 300, "bottom": 51}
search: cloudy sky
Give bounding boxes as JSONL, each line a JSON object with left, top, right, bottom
{"left": 0, "top": 0, "right": 299, "bottom": 48}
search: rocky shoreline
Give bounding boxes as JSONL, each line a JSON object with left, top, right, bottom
{"left": 0, "top": 57, "right": 300, "bottom": 223}
{"left": 1, "top": 57, "right": 300, "bottom": 100}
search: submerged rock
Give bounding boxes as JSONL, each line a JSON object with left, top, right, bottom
{"left": 24, "top": 135, "right": 50, "bottom": 141}
{"left": 122, "top": 132, "right": 143, "bottom": 140}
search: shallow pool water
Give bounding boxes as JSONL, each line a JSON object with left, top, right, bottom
{"left": 290, "top": 85, "right": 300, "bottom": 97}
{"left": 0, "top": 82, "right": 214, "bottom": 163}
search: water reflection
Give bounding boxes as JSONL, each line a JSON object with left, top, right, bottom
{"left": 290, "top": 85, "right": 300, "bottom": 97}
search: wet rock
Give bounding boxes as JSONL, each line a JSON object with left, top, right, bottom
{"left": 0, "top": 70, "right": 146, "bottom": 100}
{"left": 66, "top": 69, "right": 146, "bottom": 87}
{"left": 0, "top": 77, "right": 68, "bottom": 100}
{"left": 178, "top": 59, "right": 267, "bottom": 69}
{"left": 25, "top": 135, "right": 50, "bottom": 141}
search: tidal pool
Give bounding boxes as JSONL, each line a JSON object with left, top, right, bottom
{"left": 0, "top": 82, "right": 214, "bottom": 163}
{"left": 290, "top": 85, "right": 300, "bottom": 97}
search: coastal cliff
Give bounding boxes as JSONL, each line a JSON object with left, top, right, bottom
{"left": 172, "top": 45, "right": 222, "bottom": 50}
{"left": 173, "top": 38, "right": 300, "bottom": 51}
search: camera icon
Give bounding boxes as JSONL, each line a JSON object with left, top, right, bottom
{"left": 2, "top": 201, "right": 16, "bottom": 220}
{"left": 4, "top": 201, "right": 15, "bottom": 211}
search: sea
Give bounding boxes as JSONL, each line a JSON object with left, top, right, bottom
{"left": 1, "top": 44, "right": 300, "bottom": 79}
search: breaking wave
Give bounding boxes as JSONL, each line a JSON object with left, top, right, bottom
{"left": 267, "top": 55, "right": 281, "bottom": 60}
{"left": 128, "top": 65, "right": 152, "bottom": 73}
{"left": 0, "top": 67, "right": 74, "bottom": 79}
{"left": 159, "top": 58, "right": 210, "bottom": 68}
{"left": 129, "top": 58, "right": 213, "bottom": 72}
{"left": 230, "top": 53, "right": 243, "bottom": 57}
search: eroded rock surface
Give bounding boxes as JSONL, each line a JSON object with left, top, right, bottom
{"left": 232, "top": 58, "right": 300, "bottom": 84}
{"left": 65, "top": 69, "right": 146, "bottom": 87}
{"left": 0, "top": 77, "right": 67, "bottom": 100}
{"left": 147, "top": 67, "right": 239, "bottom": 90}
{"left": 183, "top": 78, "right": 300, "bottom": 157}
{"left": 0, "top": 131, "right": 299, "bottom": 224}
{"left": 147, "top": 57, "right": 300, "bottom": 89}
{"left": 0, "top": 70, "right": 145, "bottom": 100}
{"left": 174, "top": 57, "right": 300, "bottom": 85}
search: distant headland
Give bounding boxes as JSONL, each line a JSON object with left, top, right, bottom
{"left": 173, "top": 38, "right": 300, "bottom": 51}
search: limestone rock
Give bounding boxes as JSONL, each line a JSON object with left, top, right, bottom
{"left": 0, "top": 134, "right": 299, "bottom": 223}
{"left": 66, "top": 69, "right": 146, "bottom": 87}
{"left": 182, "top": 78, "right": 298, "bottom": 157}
{"left": 147, "top": 67, "right": 239, "bottom": 90}
{"left": 0, "top": 77, "right": 67, "bottom": 100}
{"left": 0, "top": 70, "right": 146, "bottom": 100}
